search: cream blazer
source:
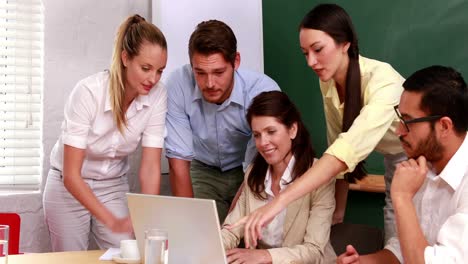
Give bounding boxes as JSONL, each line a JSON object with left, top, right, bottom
{"left": 222, "top": 169, "right": 337, "bottom": 264}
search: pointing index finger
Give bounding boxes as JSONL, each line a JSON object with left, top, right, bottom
{"left": 224, "top": 216, "right": 247, "bottom": 230}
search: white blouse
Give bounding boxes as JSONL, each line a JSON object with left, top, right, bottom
{"left": 49, "top": 71, "right": 167, "bottom": 180}
{"left": 260, "top": 156, "right": 296, "bottom": 247}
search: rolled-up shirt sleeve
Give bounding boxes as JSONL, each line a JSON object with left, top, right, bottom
{"left": 324, "top": 65, "right": 403, "bottom": 173}
{"left": 164, "top": 69, "right": 194, "bottom": 161}
{"left": 61, "top": 81, "right": 96, "bottom": 149}
{"left": 142, "top": 83, "right": 167, "bottom": 148}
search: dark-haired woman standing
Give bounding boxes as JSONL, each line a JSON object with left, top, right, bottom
{"left": 232, "top": 3, "right": 407, "bottom": 249}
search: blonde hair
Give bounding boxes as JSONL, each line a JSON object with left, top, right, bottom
{"left": 109, "top": 14, "right": 167, "bottom": 133}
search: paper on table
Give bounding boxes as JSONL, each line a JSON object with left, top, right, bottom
{"left": 99, "top": 248, "right": 121, "bottom": 260}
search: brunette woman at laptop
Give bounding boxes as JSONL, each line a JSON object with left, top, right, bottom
{"left": 222, "top": 91, "right": 336, "bottom": 263}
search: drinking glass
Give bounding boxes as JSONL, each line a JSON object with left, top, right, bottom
{"left": 144, "top": 229, "right": 168, "bottom": 264}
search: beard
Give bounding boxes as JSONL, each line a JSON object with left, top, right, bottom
{"left": 400, "top": 128, "right": 444, "bottom": 162}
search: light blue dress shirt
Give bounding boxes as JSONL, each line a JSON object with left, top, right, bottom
{"left": 164, "top": 64, "right": 280, "bottom": 171}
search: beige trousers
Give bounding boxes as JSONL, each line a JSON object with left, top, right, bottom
{"left": 43, "top": 169, "right": 133, "bottom": 251}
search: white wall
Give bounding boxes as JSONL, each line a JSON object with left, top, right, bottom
{"left": 153, "top": 0, "right": 264, "bottom": 78}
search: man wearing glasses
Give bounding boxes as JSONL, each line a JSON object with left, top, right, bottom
{"left": 338, "top": 65, "right": 468, "bottom": 264}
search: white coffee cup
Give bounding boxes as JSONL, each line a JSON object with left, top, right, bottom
{"left": 120, "top": 239, "right": 140, "bottom": 259}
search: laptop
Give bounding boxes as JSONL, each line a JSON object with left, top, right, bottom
{"left": 127, "top": 193, "right": 228, "bottom": 264}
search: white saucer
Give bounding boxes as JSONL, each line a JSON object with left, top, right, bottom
{"left": 112, "top": 254, "right": 141, "bottom": 264}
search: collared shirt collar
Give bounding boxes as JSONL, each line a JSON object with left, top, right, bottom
{"left": 192, "top": 70, "right": 244, "bottom": 108}
{"left": 264, "top": 156, "right": 296, "bottom": 197}
{"left": 133, "top": 93, "right": 150, "bottom": 110}
{"left": 192, "top": 81, "right": 203, "bottom": 102}
{"left": 320, "top": 55, "right": 364, "bottom": 100}
{"left": 437, "top": 132, "right": 468, "bottom": 190}
{"left": 104, "top": 87, "right": 151, "bottom": 112}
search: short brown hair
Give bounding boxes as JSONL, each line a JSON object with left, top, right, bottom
{"left": 188, "top": 20, "right": 237, "bottom": 66}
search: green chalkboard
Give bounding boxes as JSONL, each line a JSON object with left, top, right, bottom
{"left": 262, "top": 0, "right": 468, "bottom": 174}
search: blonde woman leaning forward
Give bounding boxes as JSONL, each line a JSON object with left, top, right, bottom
{"left": 223, "top": 91, "right": 336, "bottom": 264}
{"left": 228, "top": 4, "right": 406, "bottom": 249}
{"left": 43, "top": 15, "right": 168, "bottom": 251}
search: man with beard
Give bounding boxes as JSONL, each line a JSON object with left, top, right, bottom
{"left": 164, "top": 20, "right": 280, "bottom": 223}
{"left": 337, "top": 65, "right": 468, "bottom": 264}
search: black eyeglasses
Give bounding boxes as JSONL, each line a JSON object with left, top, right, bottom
{"left": 393, "top": 105, "right": 442, "bottom": 133}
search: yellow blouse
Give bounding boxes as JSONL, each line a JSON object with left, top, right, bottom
{"left": 321, "top": 56, "right": 404, "bottom": 176}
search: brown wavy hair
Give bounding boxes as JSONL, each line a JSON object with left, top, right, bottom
{"left": 246, "top": 91, "right": 316, "bottom": 200}
{"left": 188, "top": 20, "right": 237, "bottom": 66}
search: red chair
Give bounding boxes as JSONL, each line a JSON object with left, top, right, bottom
{"left": 0, "top": 213, "right": 21, "bottom": 255}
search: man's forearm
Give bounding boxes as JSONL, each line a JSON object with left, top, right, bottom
{"left": 168, "top": 158, "right": 194, "bottom": 197}
{"left": 393, "top": 195, "right": 428, "bottom": 264}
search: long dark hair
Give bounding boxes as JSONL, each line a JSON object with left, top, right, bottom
{"left": 300, "top": 3, "right": 365, "bottom": 182}
{"left": 246, "top": 91, "right": 316, "bottom": 200}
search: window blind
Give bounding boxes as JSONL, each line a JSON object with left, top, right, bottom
{"left": 0, "top": 0, "right": 43, "bottom": 191}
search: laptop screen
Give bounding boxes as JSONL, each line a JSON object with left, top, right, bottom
{"left": 127, "top": 193, "right": 227, "bottom": 264}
